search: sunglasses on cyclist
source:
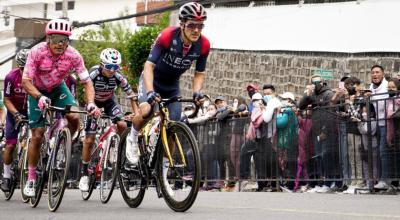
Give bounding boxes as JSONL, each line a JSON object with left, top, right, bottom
{"left": 49, "top": 35, "right": 70, "bottom": 45}
{"left": 102, "top": 63, "right": 120, "bottom": 71}
{"left": 185, "top": 23, "right": 205, "bottom": 30}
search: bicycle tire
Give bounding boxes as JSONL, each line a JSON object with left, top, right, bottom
{"left": 4, "top": 166, "right": 16, "bottom": 201}
{"left": 29, "top": 155, "right": 46, "bottom": 208}
{"left": 118, "top": 128, "right": 146, "bottom": 208}
{"left": 48, "top": 128, "right": 71, "bottom": 212}
{"left": 82, "top": 138, "right": 100, "bottom": 201}
{"left": 100, "top": 133, "right": 119, "bottom": 203}
{"left": 157, "top": 121, "right": 201, "bottom": 212}
{"left": 19, "top": 144, "right": 29, "bottom": 203}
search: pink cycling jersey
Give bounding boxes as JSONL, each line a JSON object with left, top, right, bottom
{"left": 23, "top": 42, "right": 90, "bottom": 92}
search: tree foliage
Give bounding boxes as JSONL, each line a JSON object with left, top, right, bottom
{"left": 74, "top": 12, "right": 170, "bottom": 104}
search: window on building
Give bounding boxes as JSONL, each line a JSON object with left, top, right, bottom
{"left": 55, "top": 2, "right": 62, "bottom": 10}
{"left": 55, "top": 1, "right": 75, "bottom": 11}
{"left": 68, "top": 1, "right": 75, "bottom": 10}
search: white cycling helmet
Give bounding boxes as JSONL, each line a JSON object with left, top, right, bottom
{"left": 100, "top": 48, "right": 122, "bottom": 65}
{"left": 15, "top": 49, "right": 30, "bottom": 68}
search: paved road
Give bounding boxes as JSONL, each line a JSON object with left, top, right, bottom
{"left": 1, "top": 189, "right": 400, "bottom": 220}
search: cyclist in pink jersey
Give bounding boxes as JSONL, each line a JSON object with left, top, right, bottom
{"left": 21, "top": 18, "right": 100, "bottom": 197}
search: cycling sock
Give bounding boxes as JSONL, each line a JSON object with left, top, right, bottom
{"left": 3, "top": 163, "right": 11, "bottom": 179}
{"left": 28, "top": 166, "right": 37, "bottom": 181}
{"left": 82, "top": 161, "right": 89, "bottom": 176}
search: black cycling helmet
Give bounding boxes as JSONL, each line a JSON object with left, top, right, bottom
{"left": 179, "top": 2, "right": 207, "bottom": 21}
{"left": 15, "top": 49, "right": 29, "bottom": 68}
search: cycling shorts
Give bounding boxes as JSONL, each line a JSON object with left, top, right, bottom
{"left": 5, "top": 111, "right": 27, "bottom": 145}
{"left": 28, "top": 82, "right": 77, "bottom": 129}
{"left": 84, "top": 97, "right": 123, "bottom": 135}
{"left": 138, "top": 74, "right": 182, "bottom": 121}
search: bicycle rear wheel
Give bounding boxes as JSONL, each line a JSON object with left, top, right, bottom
{"left": 118, "top": 128, "right": 146, "bottom": 208}
{"left": 48, "top": 128, "right": 71, "bottom": 212}
{"left": 157, "top": 121, "right": 201, "bottom": 212}
{"left": 100, "top": 133, "right": 119, "bottom": 203}
{"left": 19, "top": 145, "right": 30, "bottom": 203}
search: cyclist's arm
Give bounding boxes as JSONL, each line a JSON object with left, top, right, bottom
{"left": 22, "top": 77, "right": 42, "bottom": 100}
{"left": 3, "top": 75, "right": 18, "bottom": 115}
{"left": 193, "top": 36, "right": 210, "bottom": 94}
{"left": 22, "top": 49, "right": 42, "bottom": 100}
{"left": 192, "top": 71, "right": 205, "bottom": 93}
{"left": 4, "top": 97, "right": 18, "bottom": 115}
{"left": 82, "top": 80, "right": 95, "bottom": 104}
{"left": 143, "top": 61, "right": 155, "bottom": 93}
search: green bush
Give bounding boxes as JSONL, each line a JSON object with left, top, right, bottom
{"left": 74, "top": 12, "right": 170, "bottom": 104}
{"left": 74, "top": 22, "right": 132, "bottom": 104}
{"left": 125, "top": 12, "right": 170, "bottom": 84}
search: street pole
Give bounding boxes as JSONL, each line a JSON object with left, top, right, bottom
{"left": 144, "top": 0, "right": 148, "bottom": 25}
{"left": 62, "top": 0, "right": 68, "bottom": 18}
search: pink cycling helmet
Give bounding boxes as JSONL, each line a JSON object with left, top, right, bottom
{"left": 45, "top": 19, "right": 72, "bottom": 36}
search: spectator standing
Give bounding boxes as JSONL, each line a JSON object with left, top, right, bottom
{"left": 368, "top": 65, "right": 390, "bottom": 189}
{"left": 299, "top": 74, "right": 339, "bottom": 193}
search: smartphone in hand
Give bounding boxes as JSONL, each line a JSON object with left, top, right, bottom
{"left": 339, "top": 82, "right": 345, "bottom": 90}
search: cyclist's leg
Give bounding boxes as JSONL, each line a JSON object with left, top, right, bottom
{"left": 79, "top": 112, "right": 98, "bottom": 191}
{"left": 26, "top": 95, "right": 46, "bottom": 196}
{"left": 53, "top": 82, "right": 79, "bottom": 136}
{"left": 104, "top": 97, "right": 126, "bottom": 135}
{"left": 1, "top": 112, "right": 18, "bottom": 191}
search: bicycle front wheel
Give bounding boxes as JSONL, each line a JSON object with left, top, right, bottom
{"left": 48, "top": 128, "right": 71, "bottom": 212}
{"left": 118, "top": 128, "right": 146, "bottom": 208}
{"left": 19, "top": 144, "right": 30, "bottom": 203}
{"left": 100, "top": 133, "right": 119, "bottom": 203}
{"left": 29, "top": 144, "right": 47, "bottom": 208}
{"left": 4, "top": 164, "right": 16, "bottom": 201}
{"left": 157, "top": 121, "right": 201, "bottom": 212}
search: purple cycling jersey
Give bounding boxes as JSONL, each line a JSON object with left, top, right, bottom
{"left": 4, "top": 68, "right": 28, "bottom": 113}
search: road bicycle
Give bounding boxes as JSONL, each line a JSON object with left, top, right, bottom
{"left": 21, "top": 105, "right": 86, "bottom": 212}
{"left": 0, "top": 119, "right": 30, "bottom": 202}
{"left": 81, "top": 114, "right": 120, "bottom": 203}
{"left": 118, "top": 96, "right": 201, "bottom": 212}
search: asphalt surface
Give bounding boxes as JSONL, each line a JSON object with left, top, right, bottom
{"left": 1, "top": 189, "right": 400, "bottom": 220}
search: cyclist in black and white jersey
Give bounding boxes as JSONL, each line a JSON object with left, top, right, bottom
{"left": 79, "top": 48, "right": 137, "bottom": 192}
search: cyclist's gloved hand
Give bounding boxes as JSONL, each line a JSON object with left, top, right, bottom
{"left": 14, "top": 112, "right": 26, "bottom": 123}
{"left": 146, "top": 91, "right": 159, "bottom": 105}
{"left": 38, "top": 95, "right": 51, "bottom": 110}
{"left": 86, "top": 102, "right": 101, "bottom": 118}
{"left": 193, "top": 92, "right": 204, "bottom": 106}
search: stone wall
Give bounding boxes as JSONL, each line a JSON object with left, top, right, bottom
{"left": 118, "top": 49, "right": 400, "bottom": 111}
{"left": 180, "top": 49, "right": 400, "bottom": 103}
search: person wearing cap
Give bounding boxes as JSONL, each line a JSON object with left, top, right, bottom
{"left": 276, "top": 92, "right": 298, "bottom": 190}
{"left": 246, "top": 84, "right": 259, "bottom": 113}
{"left": 240, "top": 92, "right": 271, "bottom": 191}
{"left": 213, "top": 95, "right": 236, "bottom": 191}
{"left": 21, "top": 18, "right": 100, "bottom": 197}
{"left": 299, "top": 74, "right": 339, "bottom": 193}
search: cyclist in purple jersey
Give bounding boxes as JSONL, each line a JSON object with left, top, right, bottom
{"left": 78, "top": 48, "right": 137, "bottom": 192}
{"left": 1, "top": 49, "right": 29, "bottom": 192}
{"left": 127, "top": 2, "right": 210, "bottom": 196}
